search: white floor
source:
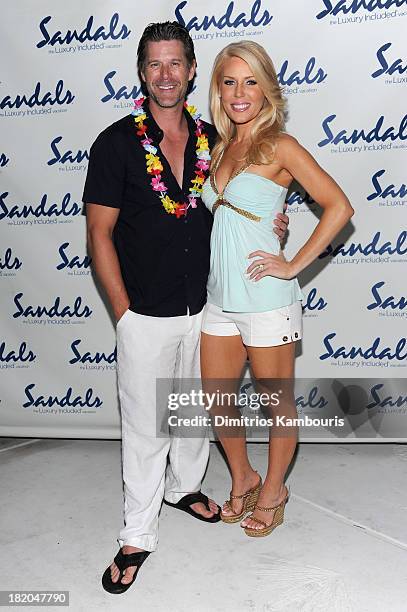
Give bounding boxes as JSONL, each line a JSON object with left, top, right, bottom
{"left": 1, "top": 439, "right": 406, "bottom": 612}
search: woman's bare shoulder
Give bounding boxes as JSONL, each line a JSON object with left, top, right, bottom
{"left": 274, "top": 133, "right": 307, "bottom": 164}
{"left": 275, "top": 132, "right": 300, "bottom": 151}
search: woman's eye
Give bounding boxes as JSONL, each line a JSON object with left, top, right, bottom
{"left": 247, "top": 80, "right": 257, "bottom": 85}
{"left": 223, "top": 80, "right": 235, "bottom": 86}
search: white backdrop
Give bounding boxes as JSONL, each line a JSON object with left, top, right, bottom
{"left": 1, "top": 0, "right": 406, "bottom": 440}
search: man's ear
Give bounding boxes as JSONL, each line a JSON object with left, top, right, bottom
{"left": 188, "top": 59, "right": 197, "bottom": 82}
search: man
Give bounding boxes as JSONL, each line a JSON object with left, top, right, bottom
{"left": 84, "top": 21, "right": 288, "bottom": 594}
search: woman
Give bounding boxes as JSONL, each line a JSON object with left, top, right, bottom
{"left": 200, "top": 41, "right": 353, "bottom": 537}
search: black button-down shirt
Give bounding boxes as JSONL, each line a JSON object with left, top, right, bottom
{"left": 83, "top": 100, "right": 217, "bottom": 317}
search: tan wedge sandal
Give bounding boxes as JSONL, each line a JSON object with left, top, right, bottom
{"left": 243, "top": 487, "right": 290, "bottom": 537}
{"left": 220, "top": 474, "right": 262, "bottom": 524}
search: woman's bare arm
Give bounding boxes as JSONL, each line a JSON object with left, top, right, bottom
{"left": 247, "top": 134, "right": 354, "bottom": 280}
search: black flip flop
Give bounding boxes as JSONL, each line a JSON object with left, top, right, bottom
{"left": 102, "top": 548, "right": 151, "bottom": 594}
{"left": 164, "top": 491, "right": 221, "bottom": 523}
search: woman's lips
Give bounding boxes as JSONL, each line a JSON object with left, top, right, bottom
{"left": 230, "top": 103, "right": 251, "bottom": 112}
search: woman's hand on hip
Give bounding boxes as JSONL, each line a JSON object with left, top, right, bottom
{"left": 246, "top": 250, "right": 297, "bottom": 281}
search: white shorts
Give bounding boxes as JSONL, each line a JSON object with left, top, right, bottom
{"left": 201, "top": 301, "right": 303, "bottom": 347}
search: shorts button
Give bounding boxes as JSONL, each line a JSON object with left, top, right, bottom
{"left": 283, "top": 336, "right": 288, "bottom": 342}
{"left": 286, "top": 317, "right": 290, "bottom": 320}
{"left": 294, "top": 332, "right": 298, "bottom": 338}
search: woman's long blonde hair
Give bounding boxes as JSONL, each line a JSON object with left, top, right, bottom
{"left": 209, "top": 41, "right": 286, "bottom": 166}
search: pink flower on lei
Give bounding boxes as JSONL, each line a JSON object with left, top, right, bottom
{"left": 196, "top": 159, "right": 209, "bottom": 171}
{"left": 151, "top": 176, "right": 167, "bottom": 192}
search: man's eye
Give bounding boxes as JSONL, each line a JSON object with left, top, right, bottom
{"left": 150, "top": 63, "right": 159, "bottom": 68}
{"left": 172, "top": 62, "right": 180, "bottom": 66}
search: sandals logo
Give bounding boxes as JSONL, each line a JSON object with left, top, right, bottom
{"left": 367, "top": 169, "right": 407, "bottom": 207}
{"left": 47, "top": 136, "right": 89, "bottom": 172}
{"left": 285, "top": 189, "right": 318, "bottom": 214}
{"left": 0, "top": 247, "right": 22, "bottom": 277}
{"left": 278, "top": 57, "right": 327, "bottom": 95}
{"left": 302, "top": 288, "right": 328, "bottom": 316}
{"left": 0, "top": 80, "right": 75, "bottom": 118}
{"left": 317, "top": 113, "right": 407, "bottom": 153}
{"left": 320, "top": 332, "right": 407, "bottom": 367}
{"left": 36, "top": 13, "right": 131, "bottom": 53}
{"left": 0, "top": 341, "right": 36, "bottom": 368}
{"left": 69, "top": 339, "right": 116, "bottom": 370}
{"left": 367, "top": 281, "right": 407, "bottom": 317}
{"left": 0, "top": 192, "right": 81, "bottom": 226}
{"left": 319, "top": 230, "right": 407, "bottom": 264}
{"left": 56, "top": 242, "right": 91, "bottom": 275}
{"left": 23, "top": 383, "right": 103, "bottom": 414}
{"left": 367, "top": 383, "right": 407, "bottom": 412}
{"left": 175, "top": 0, "right": 273, "bottom": 40}
{"left": 316, "top": 0, "right": 407, "bottom": 23}
{"left": 0, "top": 153, "right": 9, "bottom": 168}
{"left": 12, "top": 293, "right": 92, "bottom": 324}
{"left": 101, "top": 70, "right": 143, "bottom": 109}
{"left": 372, "top": 42, "right": 407, "bottom": 84}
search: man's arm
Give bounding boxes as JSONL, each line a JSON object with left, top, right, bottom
{"left": 86, "top": 203, "right": 130, "bottom": 322}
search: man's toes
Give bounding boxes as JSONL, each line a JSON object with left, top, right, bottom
{"left": 208, "top": 500, "right": 219, "bottom": 513}
{"left": 191, "top": 502, "right": 214, "bottom": 517}
{"left": 120, "top": 567, "right": 136, "bottom": 584}
{"left": 110, "top": 563, "right": 120, "bottom": 583}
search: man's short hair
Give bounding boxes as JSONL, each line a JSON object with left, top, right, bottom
{"left": 137, "top": 21, "right": 196, "bottom": 75}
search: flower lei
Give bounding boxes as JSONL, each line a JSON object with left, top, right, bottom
{"left": 132, "top": 97, "right": 211, "bottom": 218}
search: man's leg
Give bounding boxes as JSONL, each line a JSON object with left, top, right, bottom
{"left": 164, "top": 309, "right": 219, "bottom": 517}
{"left": 110, "top": 310, "right": 184, "bottom": 584}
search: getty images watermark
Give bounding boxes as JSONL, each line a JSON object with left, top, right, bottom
{"left": 166, "top": 389, "right": 344, "bottom": 429}
{"left": 155, "top": 378, "right": 407, "bottom": 440}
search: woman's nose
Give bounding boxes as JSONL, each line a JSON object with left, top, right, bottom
{"left": 234, "top": 82, "right": 244, "bottom": 97}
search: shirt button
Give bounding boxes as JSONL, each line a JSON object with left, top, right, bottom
{"left": 184, "top": 248, "right": 189, "bottom": 253}
{"left": 184, "top": 219, "right": 188, "bottom": 224}
{"left": 184, "top": 274, "right": 188, "bottom": 278}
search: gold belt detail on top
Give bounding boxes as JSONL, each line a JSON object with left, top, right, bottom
{"left": 212, "top": 198, "right": 261, "bottom": 222}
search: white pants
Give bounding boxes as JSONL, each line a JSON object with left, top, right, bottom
{"left": 116, "top": 307, "right": 209, "bottom": 551}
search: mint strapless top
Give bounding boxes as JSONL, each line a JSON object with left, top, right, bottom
{"left": 202, "top": 169, "right": 303, "bottom": 313}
